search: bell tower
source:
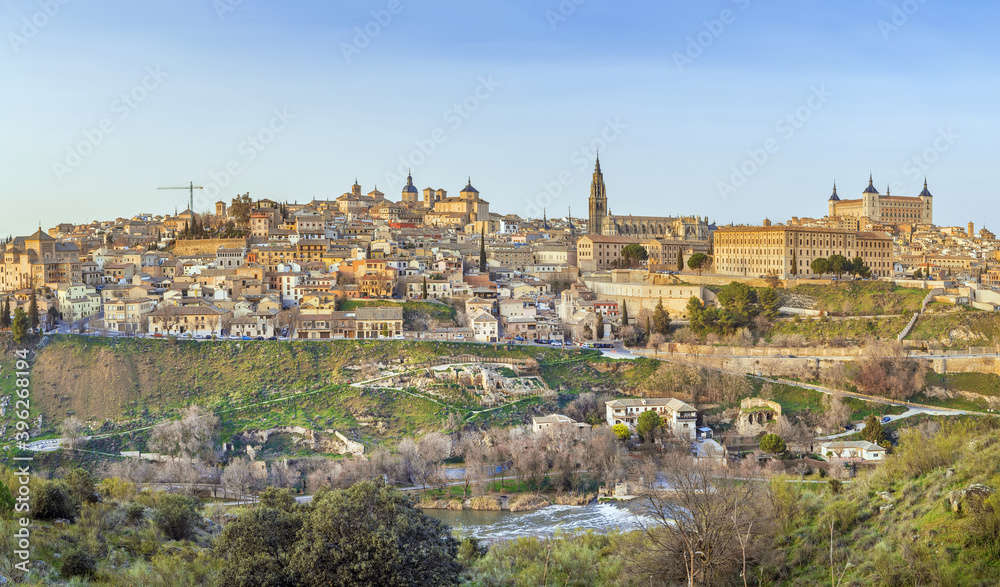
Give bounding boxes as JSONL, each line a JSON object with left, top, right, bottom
{"left": 588, "top": 154, "right": 607, "bottom": 235}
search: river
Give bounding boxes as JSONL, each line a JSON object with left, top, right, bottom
{"left": 424, "top": 502, "right": 653, "bottom": 541}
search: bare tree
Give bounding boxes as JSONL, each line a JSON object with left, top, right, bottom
{"left": 148, "top": 405, "right": 220, "bottom": 463}
{"left": 854, "top": 337, "right": 926, "bottom": 400}
{"left": 267, "top": 459, "right": 299, "bottom": 489}
{"left": 631, "top": 456, "right": 776, "bottom": 587}
{"left": 221, "top": 457, "right": 265, "bottom": 502}
{"left": 823, "top": 393, "right": 852, "bottom": 431}
{"left": 418, "top": 432, "right": 452, "bottom": 489}
{"left": 584, "top": 427, "right": 626, "bottom": 488}
{"left": 60, "top": 416, "right": 86, "bottom": 450}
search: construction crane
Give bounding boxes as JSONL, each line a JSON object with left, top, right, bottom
{"left": 158, "top": 182, "right": 203, "bottom": 214}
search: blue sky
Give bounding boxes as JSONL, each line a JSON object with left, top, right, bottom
{"left": 1, "top": 0, "right": 998, "bottom": 235}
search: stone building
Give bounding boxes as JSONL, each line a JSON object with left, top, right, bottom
{"left": 713, "top": 224, "right": 894, "bottom": 279}
{"left": 0, "top": 230, "right": 82, "bottom": 291}
{"left": 587, "top": 156, "right": 712, "bottom": 240}
{"left": 828, "top": 176, "right": 933, "bottom": 226}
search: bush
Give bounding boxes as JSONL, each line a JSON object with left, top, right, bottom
{"left": 98, "top": 477, "right": 137, "bottom": 502}
{"left": 153, "top": 494, "right": 202, "bottom": 540}
{"left": 258, "top": 487, "right": 297, "bottom": 511}
{"left": 33, "top": 481, "right": 78, "bottom": 521}
{"left": 126, "top": 503, "right": 146, "bottom": 525}
{"left": 61, "top": 548, "right": 97, "bottom": 579}
{"left": 612, "top": 424, "right": 630, "bottom": 441}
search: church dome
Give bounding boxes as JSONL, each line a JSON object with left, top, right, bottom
{"left": 461, "top": 177, "right": 479, "bottom": 194}
{"left": 402, "top": 172, "right": 418, "bottom": 194}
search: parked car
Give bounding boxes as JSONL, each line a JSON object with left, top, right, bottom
{"left": 267, "top": 336, "right": 278, "bottom": 341}
{"left": 514, "top": 336, "right": 525, "bottom": 341}
{"left": 881, "top": 416, "right": 891, "bottom": 424}
{"left": 152, "top": 332, "right": 163, "bottom": 338}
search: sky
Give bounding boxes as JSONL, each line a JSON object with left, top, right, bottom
{"left": 1, "top": 0, "right": 998, "bottom": 236}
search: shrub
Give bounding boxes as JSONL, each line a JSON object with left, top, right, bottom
{"left": 98, "top": 477, "right": 137, "bottom": 502}
{"left": 125, "top": 503, "right": 146, "bottom": 525}
{"left": 153, "top": 494, "right": 201, "bottom": 540}
{"left": 61, "top": 548, "right": 97, "bottom": 579}
{"left": 612, "top": 424, "right": 630, "bottom": 441}
{"left": 32, "top": 481, "right": 78, "bottom": 521}
{"left": 258, "top": 487, "right": 297, "bottom": 511}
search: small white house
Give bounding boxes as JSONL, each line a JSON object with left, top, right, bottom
{"left": 819, "top": 440, "right": 887, "bottom": 461}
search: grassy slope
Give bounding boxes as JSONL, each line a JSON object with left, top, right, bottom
{"left": 782, "top": 282, "right": 928, "bottom": 315}
{"left": 769, "top": 315, "right": 912, "bottom": 340}
{"left": 10, "top": 337, "right": 628, "bottom": 446}
{"left": 774, "top": 416, "right": 1000, "bottom": 586}
{"left": 907, "top": 307, "right": 1000, "bottom": 347}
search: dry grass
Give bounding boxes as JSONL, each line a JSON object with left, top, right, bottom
{"left": 509, "top": 494, "right": 550, "bottom": 512}
{"left": 467, "top": 496, "right": 502, "bottom": 511}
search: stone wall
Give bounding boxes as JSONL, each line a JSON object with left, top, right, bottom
{"left": 172, "top": 237, "right": 248, "bottom": 256}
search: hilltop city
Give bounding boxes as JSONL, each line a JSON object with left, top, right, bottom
{"left": 1, "top": 158, "right": 997, "bottom": 341}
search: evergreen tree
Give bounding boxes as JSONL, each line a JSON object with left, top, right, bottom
{"left": 0, "top": 298, "right": 10, "bottom": 329}
{"left": 12, "top": 308, "right": 29, "bottom": 343}
{"left": 28, "top": 287, "right": 39, "bottom": 329}
{"left": 677, "top": 248, "right": 684, "bottom": 271}
{"left": 421, "top": 276, "right": 428, "bottom": 300}
{"left": 621, "top": 301, "right": 629, "bottom": 326}
{"left": 479, "top": 227, "right": 487, "bottom": 273}
{"left": 861, "top": 415, "right": 887, "bottom": 446}
{"left": 596, "top": 313, "right": 605, "bottom": 340}
{"left": 652, "top": 298, "right": 670, "bottom": 335}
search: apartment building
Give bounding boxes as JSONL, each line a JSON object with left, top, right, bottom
{"left": 103, "top": 297, "right": 154, "bottom": 333}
